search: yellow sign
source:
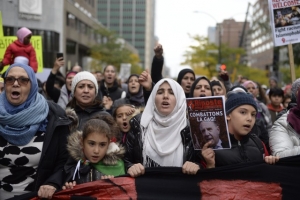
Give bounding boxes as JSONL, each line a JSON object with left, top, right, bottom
{"left": 0, "top": 11, "right": 43, "bottom": 73}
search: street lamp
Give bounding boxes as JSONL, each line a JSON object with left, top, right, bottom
{"left": 194, "top": 11, "right": 222, "bottom": 65}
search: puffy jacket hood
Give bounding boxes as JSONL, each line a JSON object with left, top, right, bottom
{"left": 67, "top": 130, "right": 125, "bottom": 165}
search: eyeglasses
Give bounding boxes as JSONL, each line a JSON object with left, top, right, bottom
{"left": 4, "top": 77, "right": 30, "bottom": 86}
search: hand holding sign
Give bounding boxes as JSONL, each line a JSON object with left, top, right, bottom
{"left": 201, "top": 141, "right": 215, "bottom": 169}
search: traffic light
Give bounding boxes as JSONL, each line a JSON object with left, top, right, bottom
{"left": 220, "top": 64, "right": 226, "bottom": 71}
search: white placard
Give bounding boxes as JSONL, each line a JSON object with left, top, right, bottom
{"left": 119, "top": 63, "right": 131, "bottom": 82}
{"left": 268, "top": 0, "right": 300, "bottom": 46}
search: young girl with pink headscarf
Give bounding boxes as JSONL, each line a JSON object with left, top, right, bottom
{"left": 0, "top": 27, "right": 38, "bottom": 72}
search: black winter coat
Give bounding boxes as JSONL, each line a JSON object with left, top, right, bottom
{"left": 214, "top": 133, "right": 265, "bottom": 167}
{"left": 124, "top": 114, "right": 197, "bottom": 171}
{"left": 73, "top": 104, "right": 110, "bottom": 130}
{"left": 100, "top": 80, "right": 125, "bottom": 102}
{"left": 32, "top": 101, "right": 71, "bottom": 191}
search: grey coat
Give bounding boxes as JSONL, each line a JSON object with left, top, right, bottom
{"left": 269, "top": 111, "right": 300, "bottom": 158}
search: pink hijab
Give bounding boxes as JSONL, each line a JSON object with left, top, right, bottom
{"left": 242, "top": 80, "right": 257, "bottom": 89}
{"left": 16, "top": 27, "right": 32, "bottom": 44}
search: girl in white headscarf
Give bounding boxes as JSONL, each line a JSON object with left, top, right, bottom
{"left": 124, "top": 77, "right": 200, "bottom": 177}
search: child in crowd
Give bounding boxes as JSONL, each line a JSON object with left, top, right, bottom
{"left": 0, "top": 27, "right": 38, "bottom": 72}
{"left": 267, "top": 88, "right": 284, "bottom": 124}
{"left": 113, "top": 104, "right": 140, "bottom": 145}
{"left": 283, "top": 94, "right": 292, "bottom": 109}
{"left": 201, "top": 92, "right": 279, "bottom": 168}
{"left": 63, "top": 115, "right": 125, "bottom": 189}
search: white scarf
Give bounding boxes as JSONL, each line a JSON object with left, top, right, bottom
{"left": 141, "top": 78, "right": 187, "bottom": 167}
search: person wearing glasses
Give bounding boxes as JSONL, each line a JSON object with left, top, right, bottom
{"left": 0, "top": 63, "right": 71, "bottom": 199}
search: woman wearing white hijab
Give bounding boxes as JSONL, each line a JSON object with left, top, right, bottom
{"left": 124, "top": 77, "right": 200, "bottom": 177}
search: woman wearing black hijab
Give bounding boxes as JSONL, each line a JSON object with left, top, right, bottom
{"left": 177, "top": 69, "right": 195, "bottom": 98}
{"left": 189, "top": 76, "right": 214, "bottom": 97}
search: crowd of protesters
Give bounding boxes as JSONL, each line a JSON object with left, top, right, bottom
{"left": 1, "top": 36, "right": 300, "bottom": 199}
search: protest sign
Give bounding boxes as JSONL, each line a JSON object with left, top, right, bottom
{"left": 0, "top": 11, "right": 43, "bottom": 73}
{"left": 186, "top": 96, "right": 231, "bottom": 150}
{"left": 269, "top": 1, "right": 300, "bottom": 46}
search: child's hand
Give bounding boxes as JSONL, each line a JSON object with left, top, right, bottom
{"left": 182, "top": 161, "right": 200, "bottom": 175}
{"left": 264, "top": 155, "right": 279, "bottom": 164}
{"left": 127, "top": 163, "right": 145, "bottom": 177}
{"left": 101, "top": 175, "right": 114, "bottom": 179}
{"left": 126, "top": 107, "right": 136, "bottom": 116}
{"left": 201, "top": 141, "right": 215, "bottom": 168}
{"left": 62, "top": 181, "right": 76, "bottom": 190}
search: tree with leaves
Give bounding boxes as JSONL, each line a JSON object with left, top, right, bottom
{"left": 182, "top": 35, "right": 270, "bottom": 84}
{"left": 89, "top": 28, "right": 142, "bottom": 75}
{"left": 182, "top": 35, "right": 244, "bottom": 78}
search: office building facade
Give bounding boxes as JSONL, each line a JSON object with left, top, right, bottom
{"left": 0, "top": 0, "right": 136, "bottom": 71}
{"left": 97, "top": 0, "right": 156, "bottom": 69}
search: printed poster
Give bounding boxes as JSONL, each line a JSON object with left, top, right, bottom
{"left": 268, "top": 0, "right": 300, "bottom": 46}
{"left": 186, "top": 96, "right": 231, "bottom": 150}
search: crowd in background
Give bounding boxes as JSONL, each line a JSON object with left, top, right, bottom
{"left": 1, "top": 30, "right": 300, "bottom": 200}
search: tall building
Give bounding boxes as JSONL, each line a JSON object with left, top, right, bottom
{"left": 0, "top": 0, "right": 137, "bottom": 71}
{"left": 216, "top": 19, "right": 249, "bottom": 48}
{"left": 215, "top": 19, "right": 250, "bottom": 64}
{"left": 207, "top": 26, "right": 216, "bottom": 44}
{"left": 249, "top": 0, "right": 274, "bottom": 70}
{"left": 97, "top": 0, "right": 156, "bottom": 69}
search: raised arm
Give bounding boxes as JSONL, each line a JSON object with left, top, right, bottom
{"left": 139, "top": 70, "right": 153, "bottom": 105}
{"left": 151, "top": 44, "right": 164, "bottom": 84}
{"left": 46, "top": 58, "right": 64, "bottom": 103}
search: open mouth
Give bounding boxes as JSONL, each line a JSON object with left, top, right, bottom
{"left": 122, "top": 122, "right": 129, "bottom": 130}
{"left": 200, "top": 94, "right": 206, "bottom": 97}
{"left": 162, "top": 102, "right": 170, "bottom": 108}
{"left": 91, "top": 156, "right": 99, "bottom": 160}
{"left": 243, "top": 125, "right": 251, "bottom": 129}
{"left": 11, "top": 91, "right": 20, "bottom": 98}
